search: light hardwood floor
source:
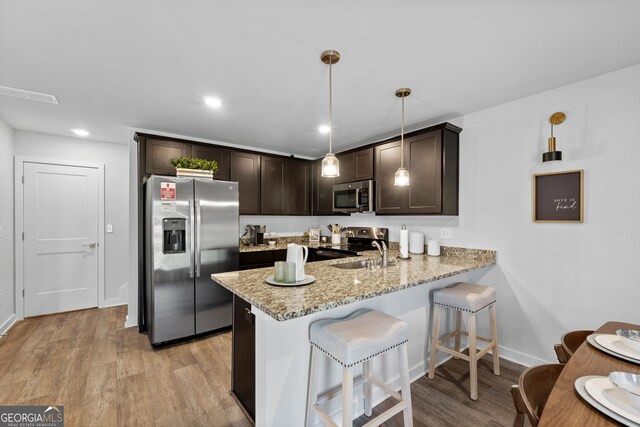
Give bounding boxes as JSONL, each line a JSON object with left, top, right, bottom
{"left": 0, "top": 307, "right": 525, "bottom": 427}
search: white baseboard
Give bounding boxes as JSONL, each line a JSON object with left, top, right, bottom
{"left": 124, "top": 314, "right": 138, "bottom": 329}
{"left": 0, "top": 314, "right": 17, "bottom": 337}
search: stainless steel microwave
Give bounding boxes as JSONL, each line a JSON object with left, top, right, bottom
{"left": 332, "top": 180, "right": 374, "bottom": 213}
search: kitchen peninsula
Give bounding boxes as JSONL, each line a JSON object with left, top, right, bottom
{"left": 212, "top": 247, "right": 496, "bottom": 426}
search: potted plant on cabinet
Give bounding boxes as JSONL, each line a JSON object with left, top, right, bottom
{"left": 170, "top": 157, "right": 219, "bottom": 178}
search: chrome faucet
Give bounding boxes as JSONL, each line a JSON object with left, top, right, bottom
{"left": 372, "top": 241, "right": 389, "bottom": 267}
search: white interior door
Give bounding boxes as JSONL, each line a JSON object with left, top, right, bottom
{"left": 23, "top": 162, "right": 99, "bottom": 317}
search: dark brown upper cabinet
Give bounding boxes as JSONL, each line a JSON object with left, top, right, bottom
{"left": 230, "top": 151, "right": 261, "bottom": 215}
{"left": 260, "top": 156, "right": 310, "bottom": 215}
{"left": 375, "top": 123, "right": 460, "bottom": 215}
{"left": 192, "top": 145, "right": 230, "bottom": 181}
{"left": 260, "top": 156, "right": 286, "bottom": 215}
{"left": 285, "top": 158, "right": 311, "bottom": 215}
{"left": 312, "top": 159, "right": 335, "bottom": 215}
{"left": 145, "top": 138, "right": 192, "bottom": 175}
{"left": 335, "top": 147, "right": 374, "bottom": 184}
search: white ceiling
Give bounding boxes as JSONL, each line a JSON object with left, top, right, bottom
{"left": 1, "top": 0, "right": 639, "bottom": 157}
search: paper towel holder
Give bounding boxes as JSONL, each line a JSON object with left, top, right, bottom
{"left": 397, "top": 224, "right": 411, "bottom": 260}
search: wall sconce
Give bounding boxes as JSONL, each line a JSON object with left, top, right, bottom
{"left": 542, "top": 112, "right": 566, "bottom": 162}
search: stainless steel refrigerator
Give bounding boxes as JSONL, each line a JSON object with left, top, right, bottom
{"left": 145, "top": 175, "right": 238, "bottom": 345}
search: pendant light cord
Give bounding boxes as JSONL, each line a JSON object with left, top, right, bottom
{"left": 329, "top": 60, "right": 333, "bottom": 154}
{"left": 400, "top": 94, "right": 405, "bottom": 168}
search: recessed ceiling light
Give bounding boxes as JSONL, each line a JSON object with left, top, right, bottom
{"left": 71, "top": 129, "right": 90, "bottom": 137}
{"left": 318, "top": 125, "right": 330, "bottom": 134}
{"left": 204, "top": 96, "right": 222, "bottom": 108}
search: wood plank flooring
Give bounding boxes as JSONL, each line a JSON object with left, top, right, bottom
{"left": 0, "top": 307, "right": 526, "bottom": 427}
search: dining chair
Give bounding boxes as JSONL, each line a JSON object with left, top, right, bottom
{"left": 554, "top": 330, "right": 594, "bottom": 363}
{"left": 510, "top": 363, "right": 565, "bottom": 427}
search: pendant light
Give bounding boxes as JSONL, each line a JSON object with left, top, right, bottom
{"left": 394, "top": 88, "right": 411, "bottom": 186}
{"left": 320, "top": 50, "right": 340, "bottom": 177}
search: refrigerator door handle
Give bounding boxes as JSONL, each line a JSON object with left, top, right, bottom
{"left": 189, "top": 200, "right": 195, "bottom": 278}
{"left": 195, "top": 200, "right": 202, "bottom": 278}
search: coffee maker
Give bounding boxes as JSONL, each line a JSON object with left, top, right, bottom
{"left": 243, "top": 224, "right": 266, "bottom": 246}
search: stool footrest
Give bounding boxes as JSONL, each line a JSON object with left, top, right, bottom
{"left": 370, "top": 375, "right": 401, "bottom": 401}
{"left": 362, "top": 400, "right": 407, "bottom": 427}
{"left": 312, "top": 404, "right": 338, "bottom": 427}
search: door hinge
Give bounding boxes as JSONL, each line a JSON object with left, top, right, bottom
{"left": 22, "top": 232, "right": 24, "bottom": 241}
{"left": 21, "top": 175, "right": 24, "bottom": 184}
{"left": 22, "top": 289, "right": 24, "bottom": 297}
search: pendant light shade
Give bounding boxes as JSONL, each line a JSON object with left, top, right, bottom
{"left": 394, "top": 88, "right": 411, "bottom": 186}
{"left": 320, "top": 50, "right": 340, "bottom": 178}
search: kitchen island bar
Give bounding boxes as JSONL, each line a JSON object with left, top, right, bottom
{"left": 212, "top": 248, "right": 496, "bottom": 426}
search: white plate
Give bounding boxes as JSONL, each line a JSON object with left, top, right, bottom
{"left": 575, "top": 376, "right": 640, "bottom": 426}
{"left": 265, "top": 275, "right": 315, "bottom": 287}
{"left": 585, "top": 376, "right": 640, "bottom": 425}
{"left": 590, "top": 334, "right": 640, "bottom": 364}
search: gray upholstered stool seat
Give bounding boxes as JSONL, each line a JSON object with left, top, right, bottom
{"left": 310, "top": 309, "right": 409, "bottom": 367}
{"left": 428, "top": 282, "right": 500, "bottom": 400}
{"left": 434, "top": 282, "right": 496, "bottom": 313}
{"left": 306, "top": 309, "right": 413, "bottom": 427}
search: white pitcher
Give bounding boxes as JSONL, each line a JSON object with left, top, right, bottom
{"left": 286, "top": 243, "right": 308, "bottom": 281}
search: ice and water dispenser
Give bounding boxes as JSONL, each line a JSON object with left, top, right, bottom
{"left": 162, "top": 218, "right": 186, "bottom": 254}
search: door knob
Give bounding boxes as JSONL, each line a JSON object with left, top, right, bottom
{"left": 82, "top": 242, "right": 97, "bottom": 249}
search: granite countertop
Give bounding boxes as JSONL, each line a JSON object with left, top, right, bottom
{"left": 213, "top": 247, "right": 497, "bottom": 321}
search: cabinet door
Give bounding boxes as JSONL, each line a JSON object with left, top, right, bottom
{"left": 260, "top": 156, "right": 286, "bottom": 215}
{"left": 405, "top": 131, "right": 443, "bottom": 213}
{"left": 375, "top": 140, "right": 406, "bottom": 214}
{"left": 232, "top": 295, "right": 255, "bottom": 420}
{"left": 145, "top": 138, "right": 191, "bottom": 175}
{"left": 354, "top": 147, "right": 374, "bottom": 181}
{"left": 312, "top": 159, "right": 335, "bottom": 215}
{"left": 192, "top": 145, "right": 230, "bottom": 181}
{"left": 285, "top": 159, "right": 311, "bottom": 215}
{"left": 335, "top": 152, "right": 355, "bottom": 184}
{"left": 230, "top": 151, "right": 261, "bottom": 215}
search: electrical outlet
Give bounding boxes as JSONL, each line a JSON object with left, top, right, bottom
{"left": 106, "top": 224, "right": 113, "bottom": 233}
{"left": 440, "top": 227, "right": 452, "bottom": 239}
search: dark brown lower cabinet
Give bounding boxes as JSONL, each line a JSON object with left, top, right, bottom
{"left": 232, "top": 295, "right": 255, "bottom": 421}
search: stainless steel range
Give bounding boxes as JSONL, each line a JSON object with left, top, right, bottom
{"left": 314, "top": 227, "right": 389, "bottom": 259}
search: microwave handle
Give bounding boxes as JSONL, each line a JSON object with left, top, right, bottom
{"left": 355, "top": 188, "right": 360, "bottom": 209}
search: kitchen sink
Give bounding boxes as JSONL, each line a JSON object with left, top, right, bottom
{"left": 330, "top": 260, "right": 369, "bottom": 270}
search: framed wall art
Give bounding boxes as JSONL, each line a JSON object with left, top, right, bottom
{"left": 308, "top": 228, "right": 320, "bottom": 243}
{"left": 533, "top": 170, "right": 584, "bottom": 223}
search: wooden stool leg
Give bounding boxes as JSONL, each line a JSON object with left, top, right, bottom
{"left": 454, "top": 310, "right": 462, "bottom": 354}
{"left": 399, "top": 344, "right": 414, "bottom": 427}
{"left": 468, "top": 312, "right": 478, "bottom": 400}
{"left": 489, "top": 303, "right": 500, "bottom": 376}
{"left": 363, "top": 360, "right": 372, "bottom": 417}
{"left": 305, "top": 346, "right": 320, "bottom": 427}
{"left": 428, "top": 305, "right": 442, "bottom": 379}
{"left": 342, "top": 366, "right": 354, "bottom": 427}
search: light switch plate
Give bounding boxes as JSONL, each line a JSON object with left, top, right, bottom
{"left": 440, "top": 227, "right": 452, "bottom": 239}
{"left": 106, "top": 224, "right": 113, "bottom": 233}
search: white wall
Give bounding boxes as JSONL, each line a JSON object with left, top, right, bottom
{"left": 14, "top": 131, "right": 130, "bottom": 306}
{"left": 0, "top": 118, "right": 15, "bottom": 334}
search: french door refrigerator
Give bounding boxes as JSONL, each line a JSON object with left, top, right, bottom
{"left": 145, "top": 175, "right": 238, "bottom": 345}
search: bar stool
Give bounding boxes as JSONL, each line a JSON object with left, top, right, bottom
{"left": 427, "top": 282, "right": 500, "bottom": 400}
{"left": 306, "top": 309, "right": 413, "bottom": 427}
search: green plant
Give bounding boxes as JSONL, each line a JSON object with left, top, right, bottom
{"left": 170, "top": 157, "right": 219, "bottom": 173}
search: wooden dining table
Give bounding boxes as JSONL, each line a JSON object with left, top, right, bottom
{"left": 539, "top": 321, "right": 640, "bottom": 426}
